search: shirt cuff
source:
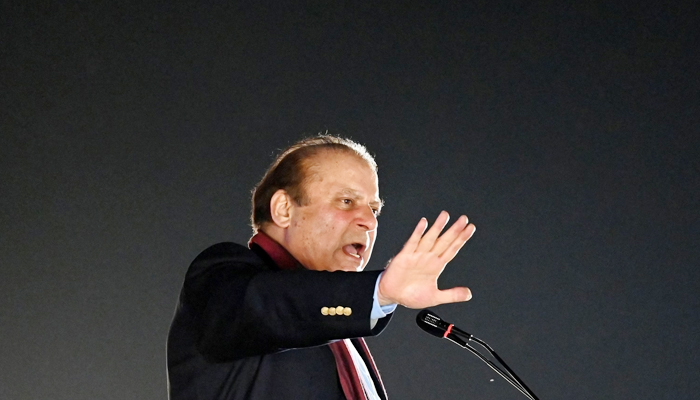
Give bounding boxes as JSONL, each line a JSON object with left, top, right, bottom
{"left": 371, "top": 272, "right": 397, "bottom": 319}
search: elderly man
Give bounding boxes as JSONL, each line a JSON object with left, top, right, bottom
{"left": 167, "top": 136, "right": 475, "bottom": 399}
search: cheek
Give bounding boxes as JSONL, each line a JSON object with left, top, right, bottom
{"left": 315, "top": 211, "right": 343, "bottom": 234}
{"left": 297, "top": 216, "right": 337, "bottom": 250}
{"left": 367, "top": 229, "right": 377, "bottom": 244}
{"left": 295, "top": 209, "right": 350, "bottom": 256}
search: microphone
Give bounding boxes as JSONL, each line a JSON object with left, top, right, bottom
{"left": 416, "top": 309, "right": 473, "bottom": 343}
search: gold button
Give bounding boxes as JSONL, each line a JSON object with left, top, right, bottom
{"left": 328, "top": 307, "right": 336, "bottom": 316}
{"left": 335, "top": 306, "right": 344, "bottom": 315}
{"left": 321, "top": 307, "right": 329, "bottom": 315}
{"left": 343, "top": 307, "right": 352, "bottom": 316}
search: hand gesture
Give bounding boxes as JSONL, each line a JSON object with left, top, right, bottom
{"left": 377, "top": 211, "right": 476, "bottom": 309}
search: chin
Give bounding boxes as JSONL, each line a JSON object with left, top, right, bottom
{"left": 335, "top": 262, "right": 364, "bottom": 272}
{"left": 350, "top": 263, "right": 366, "bottom": 272}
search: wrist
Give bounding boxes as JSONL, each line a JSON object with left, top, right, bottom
{"left": 377, "top": 277, "right": 393, "bottom": 306}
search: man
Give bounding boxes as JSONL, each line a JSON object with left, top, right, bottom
{"left": 167, "top": 136, "right": 476, "bottom": 399}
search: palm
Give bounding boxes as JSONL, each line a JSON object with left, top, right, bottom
{"left": 378, "top": 212, "right": 476, "bottom": 309}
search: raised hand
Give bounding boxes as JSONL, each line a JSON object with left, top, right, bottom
{"left": 377, "top": 211, "right": 476, "bottom": 309}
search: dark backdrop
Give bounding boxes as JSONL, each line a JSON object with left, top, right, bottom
{"left": 2, "top": 1, "right": 698, "bottom": 399}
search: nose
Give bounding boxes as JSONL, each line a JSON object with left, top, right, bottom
{"left": 356, "top": 205, "right": 378, "bottom": 231}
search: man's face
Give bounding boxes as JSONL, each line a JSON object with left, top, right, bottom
{"left": 284, "top": 151, "right": 382, "bottom": 272}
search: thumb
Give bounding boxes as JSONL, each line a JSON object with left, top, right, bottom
{"left": 435, "top": 287, "right": 472, "bottom": 306}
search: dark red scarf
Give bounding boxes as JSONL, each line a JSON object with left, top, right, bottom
{"left": 249, "top": 232, "right": 386, "bottom": 400}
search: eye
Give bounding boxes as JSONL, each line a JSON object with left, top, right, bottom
{"left": 342, "top": 198, "right": 353, "bottom": 205}
{"left": 371, "top": 208, "right": 380, "bottom": 216}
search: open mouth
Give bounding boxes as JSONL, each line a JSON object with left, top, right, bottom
{"left": 342, "top": 243, "right": 365, "bottom": 259}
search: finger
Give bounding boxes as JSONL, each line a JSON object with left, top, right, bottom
{"left": 431, "top": 215, "right": 469, "bottom": 255}
{"left": 439, "top": 223, "right": 476, "bottom": 262}
{"left": 402, "top": 217, "right": 428, "bottom": 253}
{"left": 434, "top": 286, "right": 472, "bottom": 305}
{"left": 416, "top": 211, "right": 450, "bottom": 252}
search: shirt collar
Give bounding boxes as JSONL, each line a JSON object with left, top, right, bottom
{"left": 248, "top": 231, "right": 301, "bottom": 270}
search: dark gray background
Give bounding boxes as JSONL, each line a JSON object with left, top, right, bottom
{"left": 2, "top": 1, "right": 698, "bottom": 399}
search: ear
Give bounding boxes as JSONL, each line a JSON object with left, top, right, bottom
{"left": 269, "top": 189, "right": 293, "bottom": 228}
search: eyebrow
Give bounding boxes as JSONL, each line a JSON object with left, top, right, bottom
{"left": 339, "top": 188, "right": 384, "bottom": 213}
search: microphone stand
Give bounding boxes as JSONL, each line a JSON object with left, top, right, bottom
{"left": 467, "top": 333, "right": 539, "bottom": 400}
{"left": 416, "top": 310, "right": 539, "bottom": 400}
{"left": 444, "top": 331, "right": 539, "bottom": 400}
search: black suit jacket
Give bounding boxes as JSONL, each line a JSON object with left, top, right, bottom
{"left": 167, "top": 242, "right": 392, "bottom": 400}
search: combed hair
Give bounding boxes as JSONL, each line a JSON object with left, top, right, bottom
{"left": 251, "top": 135, "right": 377, "bottom": 231}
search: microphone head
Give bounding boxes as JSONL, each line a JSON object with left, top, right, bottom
{"left": 416, "top": 309, "right": 451, "bottom": 338}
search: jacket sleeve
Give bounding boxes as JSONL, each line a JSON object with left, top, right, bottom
{"left": 180, "top": 242, "right": 390, "bottom": 362}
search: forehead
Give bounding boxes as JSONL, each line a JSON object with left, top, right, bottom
{"left": 303, "top": 150, "right": 379, "bottom": 191}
